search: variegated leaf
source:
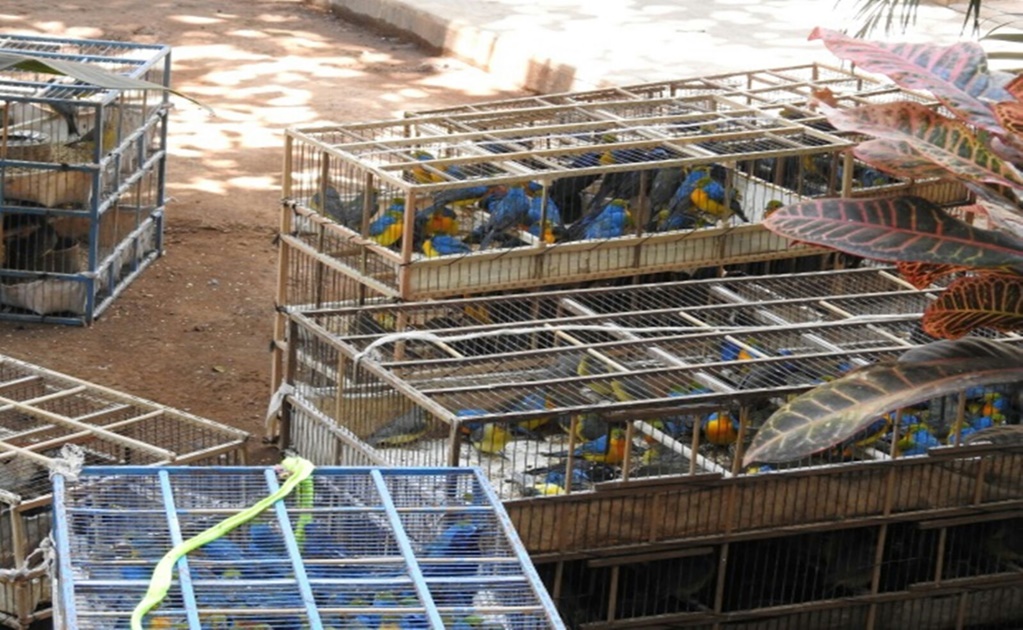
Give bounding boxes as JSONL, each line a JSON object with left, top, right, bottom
{"left": 1006, "top": 74, "right": 1023, "bottom": 100}
{"left": 743, "top": 339, "right": 1023, "bottom": 464}
{"left": 895, "top": 261, "right": 970, "bottom": 288}
{"left": 922, "top": 273, "right": 1023, "bottom": 338}
{"left": 852, "top": 138, "right": 951, "bottom": 180}
{"left": 809, "top": 27, "right": 1008, "bottom": 132}
{"left": 996, "top": 102, "right": 1023, "bottom": 138}
{"left": 763, "top": 196, "right": 1023, "bottom": 268}
{"left": 964, "top": 182, "right": 1023, "bottom": 239}
{"left": 826, "top": 102, "right": 1023, "bottom": 190}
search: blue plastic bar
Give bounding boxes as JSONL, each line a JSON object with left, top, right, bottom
{"left": 369, "top": 468, "right": 447, "bottom": 629}
{"left": 264, "top": 467, "right": 324, "bottom": 630}
{"left": 156, "top": 470, "right": 203, "bottom": 630}
{"left": 469, "top": 468, "right": 566, "bottom": 627}
{"left": 51, "top": 474, "right": 80, "bottom": 630}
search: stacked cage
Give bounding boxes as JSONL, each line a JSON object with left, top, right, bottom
{"left": 271, "top": 266, "right": 1023, "bottom": 628}
{"left": 413, "top": 62, "right": 973, "bottom": 208}
{"left": 0, "top": 34, "right": 171, "bottom": 324}
{"left": 52, "top": 465, "right": 565, "bottom": 629}
{"left": 0, "top": 354, "right": 248, "bottom": 629}
{"left": 273, "top": 63, "right": 980, "bottom": 396}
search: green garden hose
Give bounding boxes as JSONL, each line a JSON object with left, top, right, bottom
{"left": 130, "top": 456, "right": 316, "bottom": 629}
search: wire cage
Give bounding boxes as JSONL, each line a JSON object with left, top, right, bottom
{"left": 52, "top": 465, "right": 566, "bottom": 629}
{"left": 410, "top": 62, "right": 972, "bottom": 208}
{"left": 280, "top": 87, "right": 856, "bottom": 302}
{"left": 0, "top": 354, "right": 249, "bottom": 629}
{"left": 271, "top": 265, "right": 1021, "bottom": 491}
{"left": 0, "top": 34, "right": 171, "bottom": 324}
{"left": 266, "top": 266, "right": 1023, "bottom": 628}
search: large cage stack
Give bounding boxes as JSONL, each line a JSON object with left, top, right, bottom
{"left": 52, "top": 465, "right": 565, "bottom": 629}
{"left": 273, "top": 63, "right": 978, "bottom": 393}
{"left": 0, "top": 354, "right": 249, "bottom": 629}
{"left": 270, "top": 266, "right": 1023, "bottom": 628}
{"left": 0, "top": 34, "right": 171, "bottom": 324}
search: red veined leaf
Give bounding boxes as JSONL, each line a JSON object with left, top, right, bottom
{"left": 922, "top": 272, "right": 1023, "bottom": 338}
{"left": 963, "top": 182, "right": 1023, "bottom": 238}
{"left": 996, "top": 102, "right": 1023, "bottom": 138}
{"left": 1006, "top": 74, "right": 1023, "bottom": 100}
{"left": 825, "top": 102, "right": 1023, "bottom": 190}
{"left": 808, "top": 27, "right": 1009, "bottom": 132}
{"left": 763, "top": 196, "right": 1023, "bottom": 268}
{"left": 852, "top": 138, "right": 951, "bottom": 180}
{"left": 895, "top": 261, "right": 970, "bottom": 288}
{"left": 743, "top": 339, "right": 1023, "bottom": 465}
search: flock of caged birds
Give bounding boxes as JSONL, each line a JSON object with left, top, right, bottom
{"left": 359, "top": 338, "right": 1022, "bottom": 498}
{"left": 308, "top": 147, "right": 763, "bottom": 259}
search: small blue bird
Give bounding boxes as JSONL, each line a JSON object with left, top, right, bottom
{"left": 578, "top": 199, "right": 632, "bottom": 240}
{"left": 421, "top": 234, "right": 472, "bottom": 257}
{"left": 478, "top": 186, "right": 533, "bottom": 248}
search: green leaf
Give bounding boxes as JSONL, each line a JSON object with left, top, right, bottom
{"left": 826, "top": 101, "right": 1023, "bottom": 190}
{"left": 0, "top": 51, "right": 211, "bottom": 113}
{"left": 922, "top": 272, "right": 1023, "bottom": 338}
{"left": 809, "top": 27, "right": 1010, "bottom": 132}
{"left": 743, "top": 339, "right": 1023, "bottom": 465}
{"left": 763, "top": 195, "right": 1023, "bottom": 268}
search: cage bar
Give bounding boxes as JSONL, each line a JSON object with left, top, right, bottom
{"left": 0, "top": 354, "right": 248, "bottom": 629}
{"left": 52, "top": 465, "right": 566, "bottom": 629}
{"left": 0, "top": 34, "right": 171, "bottom": 324}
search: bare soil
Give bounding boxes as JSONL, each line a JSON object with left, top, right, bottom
{"left": 1, "top": 0, "right": 525, "bottom": 464}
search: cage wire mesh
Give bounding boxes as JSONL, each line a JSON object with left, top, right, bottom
{"left": 281, "top": 85, "right": 859, "bottom": 301}
{"left": 0, "top": 354, "right": 248, "bottom": 629}
{"left": 410, "top": 62, "right": 972, "bottom": 207}
{"left": 271, "top": 265, "right": 1022, "bottom": 494}
{"left": 53, "top": 466, "right": 565, "bottom": 629}
{"left": 0, "top": 34, "right": 170, "bottom": 324}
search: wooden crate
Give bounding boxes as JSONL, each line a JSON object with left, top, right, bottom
{"left": 0, "top": 354, "right": 249, "bottom": 629}
{"left": 281, "top": 92, "right": 851, "bottom": 302}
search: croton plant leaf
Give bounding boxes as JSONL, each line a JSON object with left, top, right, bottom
{"left": 895, "top": 261, "right": 971, "bottom": 288}
{"left": 824, "top": 101, "right": 1023, "bottom": 190}
{"left": 763, "top": 196, "right": 1023, "bottom": 268}
{"left": 922, "top": 272, "right": 1023, "bottom": 338}
{"left": 743, "top": 339, "right": 1023, "bottom": 465}
{"left": 809, "top": 27, "right": 1011, "bottom": 132}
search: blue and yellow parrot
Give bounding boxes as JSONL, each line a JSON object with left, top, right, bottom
{"left": 558, "top": 412, "right": 612, "bottom": 443}
{"left": 477, "top": 186, "right": 533, "bottom": 249}
{"left": 368, "top": 199, "right": 406, "bottom": 247}
{"left": 690, "top": 176, "right": 748, "bottom": 222}
{"left": 415, "top": 204, "right": 459, "bottom": 238}
{"left": 548, "top": 427, "right": 628, "bottom": 465}
{"left": 502, "top": 391, "right": 556, "bottom": 435}
{"left": 896, "top": 423, "right": 941, "bottom": 456}
{"left": 702, "top": 411, "right": 739, "bottom": 446}
{"left": 367, "top": 408, "right": 429, "bottom": 447}
{"left": 576, "top": 198, "right": 632, "bottom": 240}
{"left": 310, "top": 186, "right": 373, "bottom": 230}
{"left": 421, "top": 234, "right": 471, "bottom": 257}
{"left": 409, "top": 150, "right": 464, "bottom": 184}
{"left": 469, "top": 422, "right": 513, "bottom": 456}
{"left": 576, "top": 353, "right": 616, "bottom": 398}
{"left": 549, "top": 147, "right": 618, "bottom": 224}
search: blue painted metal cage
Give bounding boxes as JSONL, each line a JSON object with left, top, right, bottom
{"left": 52, "top": 465, "right": 565, "bottom": 629}
{"left": 0, "top": 34, "right": 171, "bottom": 324}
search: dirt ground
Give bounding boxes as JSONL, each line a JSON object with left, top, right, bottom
{"left": 0, "top": 0, "right": 525, "bottom": 464}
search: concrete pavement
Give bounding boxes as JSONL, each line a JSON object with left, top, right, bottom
{"left": 315, "top": 0, "right": 1021, "bottom": 93}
